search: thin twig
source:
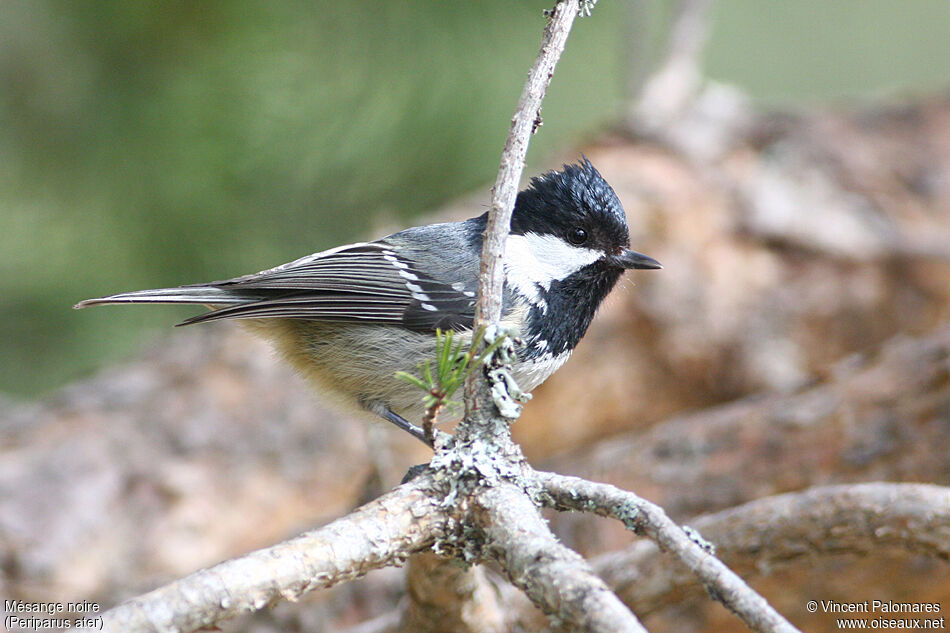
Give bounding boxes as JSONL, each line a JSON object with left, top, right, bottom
{"left": 594, "top": 482, "right": 950, "bottom": 616}
{"left": 536, "top": 471, "right": 802, "bottom": 633}
{"left": 422, "top": 397, "right": 443, "bottom": 446}
{"left": 472, "top": 0, "right": 581, "bottom": 329}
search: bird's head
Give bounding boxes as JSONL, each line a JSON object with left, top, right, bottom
{"left": 508, "top": 158, "right": 660, "bottom": 286}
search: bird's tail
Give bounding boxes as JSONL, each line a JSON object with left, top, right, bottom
{"left": 73, "top": 285, "right": 244, "bottom": 310}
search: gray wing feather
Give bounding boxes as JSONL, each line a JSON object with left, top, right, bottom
{"left": 77, "top": 220, "right": 485, "bottom": 333}
{"left": 74, "top": 286, "right": 246, "bottom": 308}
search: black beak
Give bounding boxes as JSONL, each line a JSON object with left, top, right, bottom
{"left": 616, "top": 249, "right": 662, "bottom": 270}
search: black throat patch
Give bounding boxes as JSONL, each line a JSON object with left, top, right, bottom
{"left": 524, "top": 259, "right": 624, "bottom": 358}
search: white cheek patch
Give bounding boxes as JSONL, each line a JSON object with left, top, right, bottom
{"left": 504, "top": 232, "right": 603, "bottom": 304}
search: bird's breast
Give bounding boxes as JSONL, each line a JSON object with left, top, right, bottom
{"left": 510, "top": 349, "right": 572, "bottom": 392}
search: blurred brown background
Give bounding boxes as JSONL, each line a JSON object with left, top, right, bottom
{"left": 3, "top": 1, "right": 950, "bottom": 631}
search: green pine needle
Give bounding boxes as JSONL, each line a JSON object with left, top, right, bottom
{"left": 396, "top": 326, "right": 506, "bottom": 410}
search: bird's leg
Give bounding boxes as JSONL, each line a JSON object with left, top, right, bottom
{"left": 363, "top": 400, "right": 430, "bottom": 446}
{"left": 380, "top": 408, "right": 429, "bottom": 445}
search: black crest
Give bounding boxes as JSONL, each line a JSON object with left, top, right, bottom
{"left": 510, "top": 158, "right": 630, "bottom": 254}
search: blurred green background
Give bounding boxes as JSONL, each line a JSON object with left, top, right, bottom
{"left": 2, "top": 0, "right": 950, "bottom": 397}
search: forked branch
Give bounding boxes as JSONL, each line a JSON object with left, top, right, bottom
{"left": 538, "top": 472, "right": 802, "bottom": 633}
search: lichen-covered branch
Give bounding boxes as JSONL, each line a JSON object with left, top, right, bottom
{"left": 475, "top": 480, "right": 648, "bottom": 633}
{"left": 594, "top": 482, "right": 950, "bottom": 616}
{"left": 537, "top": 472, "right": 801, "bottom": 633}
{"left": 83, "top": 477, "right": 446, "bottom": 633}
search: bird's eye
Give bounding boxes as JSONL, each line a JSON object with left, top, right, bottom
{"left": 567, "top": 227, "right": 588, "bottom": 245}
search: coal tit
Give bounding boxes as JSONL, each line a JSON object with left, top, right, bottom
{"left": 75, "top": 159, "right": 660, "bottom": 442}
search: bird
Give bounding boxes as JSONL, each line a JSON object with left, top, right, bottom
{"left": 75, "top": 159, "right": 661, "bottom": 443}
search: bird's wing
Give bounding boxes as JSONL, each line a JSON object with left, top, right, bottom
{"left": 180, "top": 241, "right": 477, "bottom": 332}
